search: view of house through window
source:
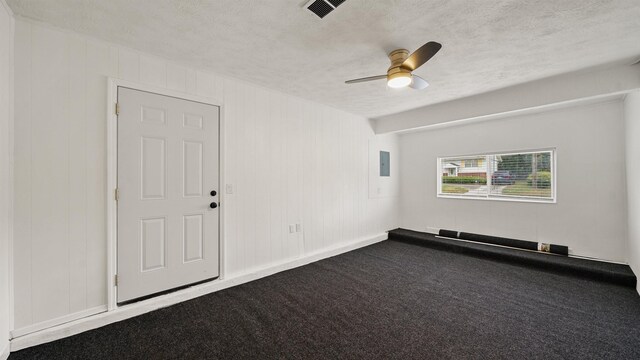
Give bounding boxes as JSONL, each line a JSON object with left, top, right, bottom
{"left": 438, "top": 150, "right": 555, "bottom": 202}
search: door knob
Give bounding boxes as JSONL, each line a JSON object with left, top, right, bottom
{"left": 210, "top": 202, "right": 218, "bottom": 209}
{"left": 210, "top": 190, "right": 217, "bottom": 196}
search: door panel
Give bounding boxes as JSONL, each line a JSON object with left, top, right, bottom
{"left": 183, "top": 140, "right": 203, "bottom": 197}
{"left": 141, "top": 217, "right": 166, "bottom": 271}
{"left": 141, "top": 137, "right": 166, "bottom": 200}
{"left": 117, "top": 87, "right": 220, "bottom": 303}
{"left": 183, "top": 214, "right": 204, "bottom": 262}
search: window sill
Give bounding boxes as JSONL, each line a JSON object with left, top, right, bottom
{"left": 437, "top": 194, "right": 556, "bottom": 204}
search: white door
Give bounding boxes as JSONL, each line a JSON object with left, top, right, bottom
{"left": 117, "top": 87, "right": 220, "bottom": 303}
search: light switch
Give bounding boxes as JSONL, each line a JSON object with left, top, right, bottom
{"left": 296, "top": 223, "right": 302, "bottom": 232}
{"left": 225, "top": 184, "right": 233, "bottom": 194}
{"left": 289, "top": 224, "right": 295, "bottom": 233}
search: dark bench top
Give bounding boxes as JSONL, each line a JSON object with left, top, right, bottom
{"left": 388, "top": 228, "right": 637, "bottom": 288}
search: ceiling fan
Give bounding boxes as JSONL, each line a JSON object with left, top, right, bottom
{"left": 345, "top": 41, "right": 442, "bottom": 90}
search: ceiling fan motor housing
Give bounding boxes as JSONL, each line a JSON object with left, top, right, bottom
{"left": 387, "top": 49, "right": 412, "bottom": 80}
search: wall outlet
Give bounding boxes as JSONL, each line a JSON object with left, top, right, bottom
{"left": 225, "top": 184, "right": 233, "bottom": 194}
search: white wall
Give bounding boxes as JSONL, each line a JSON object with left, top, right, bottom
{"left": 368, "top": 134, "right": 400, "bottom": 199}
{"left": 0, "top": 1, "right": 13, "bottom": 358}
{"left": 399, "top": 99, "right": 628, "bottom": 262}
{"left": 625, "top": 91, "right": 640, "bottom": 292}
{"left": 12, "top": 19, "right": 399, "bottom": 333}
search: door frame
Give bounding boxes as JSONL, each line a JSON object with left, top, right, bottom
{"left": 106, "top": 78, "right": 226, "bottom": 311}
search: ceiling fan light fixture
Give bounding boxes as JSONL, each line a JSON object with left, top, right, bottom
{"left": 345, "top": 41, "right": 441, "bottom": 90}
{"left": 387, "top": 72, "right": 412, "bottom": 88}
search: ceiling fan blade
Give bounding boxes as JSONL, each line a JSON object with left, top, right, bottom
{"left": 345, "top": 75, "right": 387, "bottom": 84}
{"left": 409, "top": 75, "right": 429, "bottom": 90}
{"left": 402, "top": 41, "right": 442, "bottom": 71}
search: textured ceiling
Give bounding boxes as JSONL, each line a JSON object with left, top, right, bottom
{"left": 8, "top": 0, "right": 640, "bottom": 118}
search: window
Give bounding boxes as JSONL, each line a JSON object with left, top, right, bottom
{"left": 437, "top": 149, "right": 555, "bottom": 203}
{"left": 465, "top": 159, "right": 479, "bottom": 167}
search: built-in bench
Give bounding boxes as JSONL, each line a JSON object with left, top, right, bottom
{"left": 388, "top": 228, "right": 637, "bottom": 288}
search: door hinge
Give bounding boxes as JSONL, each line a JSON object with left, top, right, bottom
{"left": 114, "top": 274, "right": 119, "bottom": 286}
{"left": 115, "top": 103, "right": 120, "bottom": 116}
{"left": 115, "top": 188, "right": 120, "bottom": 201}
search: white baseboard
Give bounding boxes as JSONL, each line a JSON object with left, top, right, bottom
{"left": 631, "top": 264, "right": 640, "bottom": 297}
{"left": 10, "top": 233, "right": 387, "bottom": 352}
{"left": 1, "top": 342, "right": 9, "bottom": 360}
{"left": 10, "top": 305, "right": 107, "bottom": 339}
{"left": 425, "top": 227, "right": 440, "bottom": 234}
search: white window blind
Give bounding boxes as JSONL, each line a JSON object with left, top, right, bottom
{"left": 438, "top": 150, "right": 555, "bottom": 203}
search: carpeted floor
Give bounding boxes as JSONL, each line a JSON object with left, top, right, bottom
{"left": 10, "top": 239, "right": 640, "bottom": 359}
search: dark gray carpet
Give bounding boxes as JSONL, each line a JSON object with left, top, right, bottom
{"left": 10, "top": 239, "right": 640, "bottom": 360}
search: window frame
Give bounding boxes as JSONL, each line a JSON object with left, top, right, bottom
{"left": 436, "top": 148, "right": 557, "bottom": 204}
{"left": 464, "top": 159, "right": 479, "bottom": 168}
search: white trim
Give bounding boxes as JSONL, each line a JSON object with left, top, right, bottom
{"left": 107, "top": 78, "right": 225, "bottom": 310}
{"left": 392, "top": 92, "right": 628, "bottom": 135}
{"left": 218, "top": 102, "right": 226, "bottom": 280}
{"left": 10, "top": 305, "right": 107, "bottom": 339}
{"left": 568, "top": 254, "right": 629, "bottom": 265}
{"left": 436, "top": 147, "right": 558, "bottom": 159}
{"left": 107, "top": 80, "right": 117, "bottom": 310}
{"left": 436, "top": 194, "right": 556, "bottom": 204}
{"left": 0, "top": 0, "right": 14, "bottom": 18}
{"left": 108, "top": 78, "right": 223, "bottom": 111}
{"left": 437, "top": 149, "right": 557, "bottom": 204}
{"left": 1, "top": 342, "right": 8, "bottom": 360}
{"left": 6, "top": 3, "right": 15, "bottom": 335}
{"left": 10, "top": 233, "right": 387, "bottom": 351}
{"left": 1, "top": 5, "right": 15, "bottom": 357}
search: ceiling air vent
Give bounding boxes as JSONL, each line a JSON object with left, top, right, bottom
{"left": 326, "top": 0, "right": 346, "bottom": 7}
{"left": 305, "top": 0, "right": 346, "bottom": 19}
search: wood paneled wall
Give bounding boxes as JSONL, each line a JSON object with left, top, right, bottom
{"left": 12, "top": 19, "right": 398, "bottom": 332}
{"left": 1, "top": 0, "right": 14, "bottom": 354}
